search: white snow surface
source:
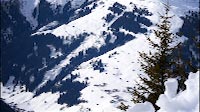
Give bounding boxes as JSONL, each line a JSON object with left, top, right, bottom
{"left": 162, "top": 0, "right": 199, "bottom": 16}
{"left": 37, "top": 21, "right": 59, "bottom": 32}
{"left": 16, "top": 0, "right": 88, "bottom": 29}
{"left": 19, "top": 0, "right": 40, "bottom": 29}
{"left": 34, "top": 0, "right": 163, "bottom": 90}
{"left": 47, "top": 44, "right": 63, "bottom": 59}
{"left": 127, "top": 71, "right": 199, "bottom": 112}
{"left": 157, "top": 71, "right": 200, "bottom": 112}
{"left": 33, "top": 0, "right": 188, "bottom": 92}
{"left": 1, "top": 0, "right": 199, "bottom": 112}
{"left": 1, "top": 79, "right": 68, "bottom": 112}
{"left": 128, "top": 102, "right": 155, "bottom": 112}
{"left": 2, "top": 71, "right": 199, "bottom": 112}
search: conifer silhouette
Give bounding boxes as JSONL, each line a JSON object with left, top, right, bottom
{"left": 131, "top": 2, "right": 183, "bottom": 110}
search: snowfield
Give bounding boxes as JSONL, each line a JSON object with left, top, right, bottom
{"left": 1, "top": 0, "right": 199, "bottom": 112}
{"left": 1, "top": 71, "right": 199, "bottom": 112}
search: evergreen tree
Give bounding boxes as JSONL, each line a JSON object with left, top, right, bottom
{"left": 131, "top": 3, "right": 185, "bottom": 110}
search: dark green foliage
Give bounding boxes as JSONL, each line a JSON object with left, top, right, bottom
{"left": 117, "top": 102, "right": 129, "bottom": 111}
{"left": 131, "top": 8, "right": 199, "bottom": 111}
{"left": 131, "top": 3, "right": 187, "bottom": 110}
{"left": 171, "top": 45, "right": 188, "bottom": 91}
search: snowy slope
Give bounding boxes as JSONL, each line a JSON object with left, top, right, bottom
{"left": 12, "top": 0, "right": 94, "bottom": 29}
{"left": 1, "top": 0, "right": 199, "bottom": 112}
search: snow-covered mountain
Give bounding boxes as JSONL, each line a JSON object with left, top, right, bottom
{"left": 1, "top": 0, "right": 199, "bottom": 112}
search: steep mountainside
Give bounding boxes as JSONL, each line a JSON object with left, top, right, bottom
{"left": 1, "top": 0, "right": 199, "bottom": 111}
